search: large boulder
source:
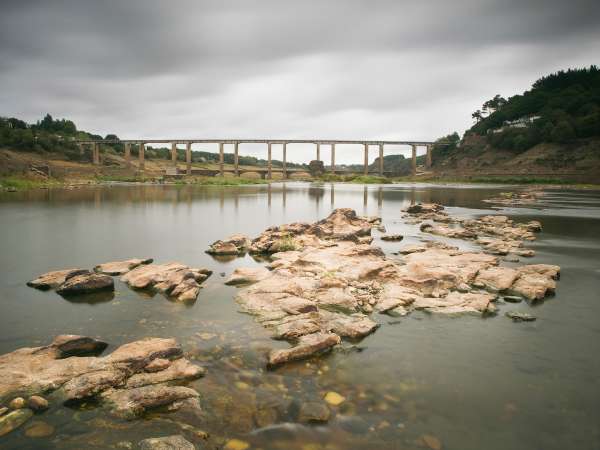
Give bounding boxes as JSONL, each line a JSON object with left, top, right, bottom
{"left": 56, "top": 273, "right": 114, "bottom": 296}
{"left": 206, "top": 234, "right": 250, "bottom": 255}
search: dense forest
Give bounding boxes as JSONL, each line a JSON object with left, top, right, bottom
{"left": 465, "top": 66, "right": 600, "bottom": 152}
{"left": 0, "top": 114, "right": 306, "bottom": 168}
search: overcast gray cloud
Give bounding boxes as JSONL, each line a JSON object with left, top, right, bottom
{"left": 1, "top": 0, "right": 599, "bottom": 163}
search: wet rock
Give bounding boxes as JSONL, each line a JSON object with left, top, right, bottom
{"left": 24, "top": 420, "right": 54, "bottom": 438}
{"left": 413, "top": 291, "right": 497, "bottom": 315}
{"left": 381, "top": 234, "right": 403, "bottom": 242}
{"left": 503, "top": 295, "right": 523, "bottom": 303}
{"left": 421, "top": 434, "right": 443, "bottom": 450}
{"left": 0, "top": 408, "right": 33, "bottom": 436}
{"left": 298, "top": 401, "right": 330, "bottom": 423}
{"left": 27, "top": 395, "right": 49, "bottom": 411}
{"left": 9, "top": 397, "right": 26, "bottom": 409}
{"left": 53, "top": 334, "right": 108, "bottom": 358}
{"left": 102, "top": 385, "right": 200, "bottom": 419}
{"left": 224, "top": 439, "right": 250, "bottom": 450}
{"left": 125, "top": 359, "right": 205, "bottom": 388}
{"left": 268, "top": 333, "right": 341, "bottom": 367}
{"left": 94, "top": 258, "right": 153, "bottom": 275}
{"left": 27, "top": 268, "right": 89, "bottom": 290}
{"left": 324, "top": 391, "right": 346, "bottom": 406}
{"left": 506, "top": 311, "right": 536, "bottom": 322}
{"left": 56, "top": 273, "right": 114, "bottom": 296}
{"left": 206, "top": 234, "right": 250, "bottom": 255}
{"left": 0, "top": 407, "right": 7, "bottom": 416}
{"left": 138, "top": 434, "right": 195, "bottom": 450}
{"left": 420, "top": 222, "right": 476, "bottom": 239}
{"left": 121, "top": 262, "right": 212, "bottom": 302}
{"left": 404, "top": 203, "right": 444, "bottom": 215}
{"left": 225, "top": 267, "right": 271, "bottom": 286}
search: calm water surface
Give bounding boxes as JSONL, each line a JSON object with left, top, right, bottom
{"left": 0, "top": 182, "right": 599, "bottom": 450}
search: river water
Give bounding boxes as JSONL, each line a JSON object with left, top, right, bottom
{"left": 0, "top": 182, "right": 599, "bottom": 450}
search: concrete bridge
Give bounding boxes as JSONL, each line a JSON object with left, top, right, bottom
{"left": 75, "top": 139, "right": 437, "bottom": 178}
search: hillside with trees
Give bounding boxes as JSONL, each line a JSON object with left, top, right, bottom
{"left": 432, "top": 66, "right": 600, "bottom": 181}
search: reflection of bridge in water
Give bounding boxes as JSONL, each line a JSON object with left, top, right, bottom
{"left": 75, "top": 138, "right": 437, "bottom": 178}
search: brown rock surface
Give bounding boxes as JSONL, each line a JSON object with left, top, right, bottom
{"left": 27, "top": 268, "right": 90, "bottom": 290}
{"left": 56, "top": 273, "right": 114, "bottom": 296}
{"left": 94, "top": 258, "right": 153, "bottom": 275}
{"left": 206, "top": 234, "right": 250, "bottom": 255}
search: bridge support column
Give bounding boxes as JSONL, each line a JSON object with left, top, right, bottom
{"left": 363, "top": 144, "right": 369, "bottom": 175}
{"left": 171, "top": 143, "right": 177, "bottom": 167}
{"left": 124, "top": 143, "right": 131, "bottom": 167}
{"left": 267, "top": 142, "right": 272, "bottom": 180}
{"left": 186, "top": 142, "right": 192, "bottom": 175}
{"left": 234, "top": 142, "right": 239, "bottom": 176}
{"left": 426, "top": 144, "right": 432, "bottom": 169}
{"left": 79, "top": 144, "right": 84, "bottom": 156}
{"left": 282, "top": 143, "right": 287, "bottom": 179}
{"left": 316, "top": 143, "right": 320, "bottom": 161}
{"left": 411, "top": 144, "right": 417, "bottom": 176}
{"left": 331, "top": 144, "right": 336, "bottom": 173}
{"left": 219, "top": 142, "right": 224, "bottom": 176}
{"left": 92, "top": 143, "right": 100, "bottom": 165}
{"left": 139, "top": 143, "right": 145, "bottom": 171}
{"left": 378, "top": 144, "right": 384, "bottom": 176}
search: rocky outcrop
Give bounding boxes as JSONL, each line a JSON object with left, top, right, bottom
{"left": 206, "top": 234, "right": 250, "bottom": 255}
{"left": 482, "top": 190, "right": 544, "bottom": 207}
{"left": 0, "top": 335, "right": 204, "bottom": 419}
{"left": 27, "top": 268, "right": 90, "bottom": 290}
{"left": 94, "top": 258, "right": 153, "bottom": 275}
{"left": 216, "top": 207, "right": 560, "bottom": 367}
{"left": 225, "top": 267, "right": 271, "bottom": 286}
{"left": 121, "top": 263, "right": 212, "bottom": 302}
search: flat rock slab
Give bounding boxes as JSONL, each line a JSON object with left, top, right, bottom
{"left": 27, "top": 268, "right": 90, "bottom": 290}
{"left": 268, "top": 332, "right": 341, "bottom": 367}
{"left": 225, "top": 267, "right": 271, "bottom": 286}
{"left": 94, "top": 258, "right": 153, "bottom": 275}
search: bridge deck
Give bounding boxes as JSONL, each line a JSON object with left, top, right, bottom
{"left": 75, "top": 138, "right": 435, "bottom": 145}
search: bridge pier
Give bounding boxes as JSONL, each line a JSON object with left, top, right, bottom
{"left": 124, "top": 143, "right": 131, "bottom": 168}
{"left": 219, "top": 142, "right": 224, "bottom": 176}
{"left": 234, "top": 142, "right": 239, "bottom": 176}
{"left": 331, "top": 144, "right": 336, "bottom": 173}
{"left": 363, "top": 144, "right": 369, "bottom": 175}
{"left": 411, "top": 144, "right": 417, "bottom": 176}
{"left": 186, "top": 142, "right": 192, "bottom": 175}
{"left": 171, "top": 143, "right": 177, "bottom": 167}
{"left": 316, "top": 143, "right": 320, "bottom": 161}
{"left": 426, "top": 144, "right": 432, "bottom": 169}
{"left": 267, "top": 142, "right": 272, "bottom": 180}
{"left": 282, "top": 143, "right": 287, "bottom": 179}
{"left": 378, "top": 144, "right": 384, "bottom": 176}
{"left": 92, "top": 143, "right": 100, "bottom": 165}
{"left": 139, "top": 142, "right": 145, "bottom": 171}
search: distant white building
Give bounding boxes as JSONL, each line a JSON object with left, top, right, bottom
{"left": 491, "top": 115, "right": 541, "bottom": 133}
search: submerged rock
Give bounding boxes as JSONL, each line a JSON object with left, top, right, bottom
{"left": 206, "top": 234, "right": 250, "bottom": 255}
{"left": 121, "top": 262, "right": 212, "bottom": 302}
{"left": 24, "top": 420, "right": 54, "bottom": 438}
{"left": 298, "top": 401, "right": 330, "bottom": 423}
{"left": 27, "top": 395, "right": 49, "bottom": 411}
{"left": 56, "top": 273, "right": 114, "bottom": 296}
{"left": 94, "top": 258, "right": 153, "bottom": 275}
{"left": 139, "top": 434, "right": 196, "bottom": 450}
{"left": 27, "top": 268, "right": 89, "bottom": 290}
{"left": 0, "top": 408, "right": 33, "bottom": 436}
{"left": 9, "top": 397, "right": 26, "bottom": 409}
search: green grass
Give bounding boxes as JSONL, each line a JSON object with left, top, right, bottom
{"left": 350, "top": 175, "right": 392, "bottom": 184}
{"left": 0, "top": 176, "right": 60, "bottom": 191}
{"left": 185, "top": 176, "right": 269, "bottom": 186}
{"left": 276, "top": 234, "right": 298, "bottom": 252}
{"left": 95, "top": 175, "right": 149, "bottom": 183}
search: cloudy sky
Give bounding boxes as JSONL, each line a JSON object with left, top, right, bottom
{"left": 1, "top": 0, "right": 599, "bottom": 163}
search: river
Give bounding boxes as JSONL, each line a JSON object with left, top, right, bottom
{"left": 0, "top": 182, "right": 599, "bottom": 450}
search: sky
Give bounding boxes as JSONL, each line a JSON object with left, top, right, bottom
{"left": 1, "top": 0, "right": 599, "bottom": 163}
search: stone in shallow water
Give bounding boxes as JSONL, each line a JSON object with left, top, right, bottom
{"left": 298, "top": 401, "right": 331, "bottom": 423}
{"left": 381, "top": 234, "right": 403, "bottom": 241}
{"left": 24, "top": 420, "right": 54, "bottom": 438}
{"left": 206, "top": 234, "right": 250, "bottom": 255}
{"left": 324, "top": 391, "right": 346, "bottom": 406}
{"left": 0, "top": 408, "right": 33, "bottom": 437}
{"left": 503, "top": 295, "right": 523, "bottom": 303}
{"left": 506, "top": 311, "right": 536, "bottom": 322}
{"left": 224, "top": 439, "right": 250, "bottom": 450}
{"left": 225, "top": 267, "right": 271, "bottom": 286}
{"left": 138, "top": 434, "right": 195, "bottom": 450}
{"left": 475, "top": 266, "right": 520, "bottom": 291}
{"left": 94, "top": 258, "right": 153, "bottom": 275}
{"left": 268, "top": 332, "right": 341, "bottom": 367}
{"left": 9, "top": 397, "right": 26, "bottom": 409}
{"left": 56, "top": 273, "right": 114, "bottom": 296}
{"left": 27, "top": 268, "right": 89, "bottom": 290}
{"left": 27, "top": 395, "right": 49, "bottom": 411}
